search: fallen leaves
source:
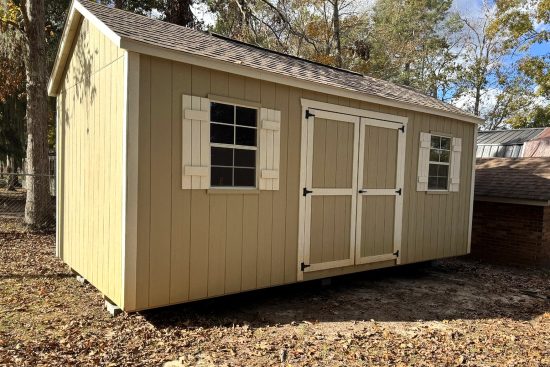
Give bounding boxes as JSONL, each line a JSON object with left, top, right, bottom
{"left": 0, "top": 231, "right": 549, "bottom": 366}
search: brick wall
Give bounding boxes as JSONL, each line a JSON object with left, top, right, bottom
{"left": 471, "top": 200, "right": 550, "bottom": 266}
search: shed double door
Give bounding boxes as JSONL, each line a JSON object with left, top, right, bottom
{"left": 300, "top": 108, "right": 405, "bottom": 274}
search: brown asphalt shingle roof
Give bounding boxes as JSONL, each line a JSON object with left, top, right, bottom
{"left": 475, "top": 158, "right": 550, "bottom": 203}
{"left": 79, "top": 0, "right": 478, "bottom": 121}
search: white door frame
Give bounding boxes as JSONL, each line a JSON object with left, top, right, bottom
{"left": 355, "top": 118, "right": 406, "bottom": 265}
{"left": 297, "top": 100, "right": 408, "bottom": 281}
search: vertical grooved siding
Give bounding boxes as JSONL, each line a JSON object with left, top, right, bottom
{"left": 134, "top": 55, "right": 475, "bottom": 310}
{"left": 57, "top": 18, "right": 124, "bottom": 306}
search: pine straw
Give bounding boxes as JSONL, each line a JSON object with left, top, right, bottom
{"left": 0, "top": 231, "right": 548, "bottom": 366}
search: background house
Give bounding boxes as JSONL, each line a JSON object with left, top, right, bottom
{"left": 471, "top": 158, "right": 550, "bottom": 266}
{"left": 476, "top": 128, "right": 550, "bottom": 158}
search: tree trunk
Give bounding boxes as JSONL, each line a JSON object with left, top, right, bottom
{"left": 114, "top": 0, "right": 125, "bottom": 9}
{"left": 333, "top": 0, "right": 342, "bottom": 68}
{"left": 165, "top": 0, "right": 194, "bottom": 27}
{"left": 474, "top": 85, "right": 482, "bottom": 116}
{"left": 23, "top": 0, "right": 51, "bottom": 229}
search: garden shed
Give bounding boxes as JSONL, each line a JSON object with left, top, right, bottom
{"left": 48, "top": 0, "right": 482, "bottom": 312}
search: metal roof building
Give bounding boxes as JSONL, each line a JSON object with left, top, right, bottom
{"left": 476, "top": 128, "right": 545, "bottom": 158}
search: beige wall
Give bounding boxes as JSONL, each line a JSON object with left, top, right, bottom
{"left": 134, "top": 54, "right": 475, "bottom": 311}
{"left": 57, "top": 18, "right": 125, "bottom": 306}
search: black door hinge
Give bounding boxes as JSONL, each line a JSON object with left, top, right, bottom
{"left": 395, "top": 188, "right": 402, "bottom": 196}
{"left": 359, "top": 189, "right": 367, "bottom": 194}
{"left": 393, "top": 250, "right": 400, "bottom": 257}
{"left": 301, "top": 262, "right": 310, "bottom": 271}
{"left": 398, "top": 125, "right": 405, "bottom": 133}
{"left": 305, "top": 110, "right": 315, "bottom": 119}
{"left": 303, "top": 187, "right": 313, "bottom": 196}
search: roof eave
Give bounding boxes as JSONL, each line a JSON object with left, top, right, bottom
{"left": 119, "top": 37, "right": 484, "bottom": 125}
{"left": 48, "top": 0, "right": 122, "bottom": 97}
{"left": 474, "top": 195, "right": 550, "bottom": 206}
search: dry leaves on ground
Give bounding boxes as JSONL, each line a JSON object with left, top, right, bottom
{"left": 0, "top": 230, "right": 549, "bottom": 366}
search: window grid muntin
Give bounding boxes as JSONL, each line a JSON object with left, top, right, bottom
{"left": 428, "top": 135, "right": 451, "bottom": 191}
{"left": 210, "top": 102, "right": 258, "bottom": 188}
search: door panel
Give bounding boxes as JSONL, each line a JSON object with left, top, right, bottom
{"left": 309, "top": 195, "right": 352, "bottom": 265}
{"left": 312, "top": 118, "right": 354, "bottom": 189}
{"left": 359, "top": 196, "right": 395, "bottom": 258}
{"left": 356, "top": 120, "right": 405, "bottom": 265}
{"left": 302, "top": 109, "right": 359, "bottom": 272}
{"left": 362, "top": 127, "right": 398, "bottom": 189}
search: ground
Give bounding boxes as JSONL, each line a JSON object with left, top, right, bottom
{"left": 0, "top": 227, "right": 549, "bottom": 366}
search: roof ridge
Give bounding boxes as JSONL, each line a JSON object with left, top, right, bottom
{"left": 210, "top": 32, "right": 364, "bottom": 77}
{"left": 479, "top": 127, "right": 545, "bottom": 133}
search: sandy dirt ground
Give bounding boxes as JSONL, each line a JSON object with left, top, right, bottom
{"left": 0, "top": 228, "right": 549, "bottom": 366}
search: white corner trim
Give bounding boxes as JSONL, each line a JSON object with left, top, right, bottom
{"left": 467, "top": 128, "right": 477, "bottom": 253}
{"left": 119, "top": 38, "right": 483, "bottom": 125}
{"left": 122, "top": 51, "right": 140, "bottom": 311}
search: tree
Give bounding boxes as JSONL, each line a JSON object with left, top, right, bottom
{"left": 1, "top": 0, "right": 52, "bottom": 228}
{"left": 490, "top": 0, "right": 550, "bottom": 128}
{"left": 367, "top": 0, "right": 462, "bottom": 98}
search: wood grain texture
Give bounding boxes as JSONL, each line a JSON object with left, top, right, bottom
{"left": 130, "top": 56, "right": 475, "bottom": 310}
{"left": 58, "top": 18, "right": 125, "bottom": 307}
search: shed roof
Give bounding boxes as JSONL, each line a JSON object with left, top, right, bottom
{"left": 49, "top": 0, "right": 483, "bottom": 124}
{"left": 477, "top": 128, "right": 544, "bottom": 145}
{"left": 475, "top": 158, "right": 550, "bottom": 205}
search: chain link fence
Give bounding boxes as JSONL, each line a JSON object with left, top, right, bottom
{"left": 0, "top": 172, "right": 56, "bottom": 232}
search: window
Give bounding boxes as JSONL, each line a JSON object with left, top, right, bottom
{"left": 428, "top": 135, "right": 451, "bottom": 190}
{"left": 210, "top": 102, "right": 257, "bottom": 187}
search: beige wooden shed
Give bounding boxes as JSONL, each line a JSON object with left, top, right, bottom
{"left": 48, "top": 0, "right": 483, "bottom": 312}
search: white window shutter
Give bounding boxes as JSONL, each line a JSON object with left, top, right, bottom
{"left": 259, "top": 108, "right": 281, "bottom": 190}
{"left": 417, "top": 132, "right": 431, "bottom": 191}
{"left": 182, "top": 94, "right": 210, "bottom": 189}
{"left": 449, "top": 137, "right": 462, "bottom": 192}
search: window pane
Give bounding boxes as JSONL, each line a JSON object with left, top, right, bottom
{"left": 439, "top": 164, "right": 449, "bottom": 177}
{"left": 440, "top": 137, "right": 451, "bottom": 150}
{"left": 211, "top": 123, "right": 234, "bottom": 144}
{"left": 440, "top": 149, "right": 450, "bottom": 163}
{"left": 236, "top": 126, "right": 257, "bottom": 146}
{"left": 211, "top": 167, "right": 233, "bottom": 186}
{"left": 235, "top": 149, "right": 256, "bottom": 167}
{"left": 429, "top": 164, "right": 438, "bottom": 177}
{"left": 430, "top": 136, "right": 440, "bottom": 149}
{"left": 234, "top": 168, "right": 256, "bottom": 187}
{"left": 211, "top": 147, "right": 233, "bottom": 166}
{"left": 211, "top": 103, "right": 234, "bottom": 124}
{"left": 429, "top": 149, "right": 440, "bottom": 162}
{"left": 428, "top": 176, "right": 438, "bottom": 190}
{"left": 437, "top": 177, "right": 448, "bottom": 190}
{"left": 236, "top": 106, "right": 257, "bottom": 127}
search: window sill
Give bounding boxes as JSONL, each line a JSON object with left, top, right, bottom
{"left": 426, "top": 190, "right": 449, "bottom": 195}
{"left": 207, "top": 188, "right": 260, "bottom": 195}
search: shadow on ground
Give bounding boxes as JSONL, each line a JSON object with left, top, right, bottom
{"left": 142, "top": 259, "right": 550, "bottom": 329}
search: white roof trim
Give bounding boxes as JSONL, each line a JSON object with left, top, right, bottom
{"left": 48, "top": 0, "right": 122, "bottom": 96}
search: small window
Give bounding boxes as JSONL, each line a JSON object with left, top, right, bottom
{"left": 210, "top": 102, "right": 257, "bottom": 187}
{"left": 428, "top": 135, "right": 451, "bottom": 190}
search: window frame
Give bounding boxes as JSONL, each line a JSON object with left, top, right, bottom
{"left": 209, "top": 100, "right": 259, "bottom": 189}
{"left": 427, "top": 134, "right": 452, "bottom": 192}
